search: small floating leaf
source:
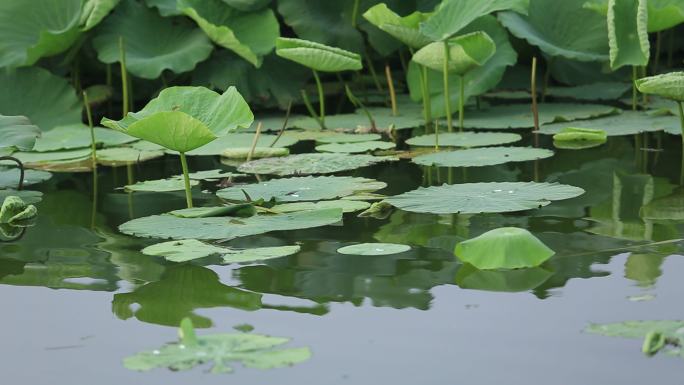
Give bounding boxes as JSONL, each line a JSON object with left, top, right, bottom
{"left": 315, "top": 133, "right": 382, "bottom": 144}
{"left": 455, "top": 227, "right": 555, "bottom": 269}
{"left": 142, "top": 239, "right": 226, "bottom": 262}
{"left": 272, "top": 200, "right": 370, "bottom": 214}
{"left": 316, "top": 141, "right": 396, "bottom": 154}
{"left": 337, "top": 243, "right": 410, "bottom": 256}
{"left": 461, "top": 103, "right": 619, "bottom": 129}
{"left": 125, "top": 178, "right": 200, "bottom": 193}
{"left": 406, "top": 132, "right": 521, "bottom": 148}
{"left": 412, "top": 147, "right": 554, "bottom": 167}
{"left": 238, "top": 153, "right": 397, "bottom": 176}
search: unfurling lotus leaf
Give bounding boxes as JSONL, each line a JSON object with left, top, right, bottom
{"left": 102, "top": 86, "right": 253, "bottom": 153}
{"left": 412, "top": 31, "right": 496, "bottom": 75}
{"left": 275, "top": 37, "right": 363, "bottom": 73}
{"left": 0, "top": 195, "right": 37, "bottom": 224}
{"left": 362, "top": 4, "right": 432, "bottom": 49}
{"left": 454, "top": 227, "right": 555, "bottom": 270}
{"left": 607, "top": 0, "right": 649, "bottom": 70}
{"left": 642, "top": 331, "right": 666, "bottom": 356}
{"left": 552, "top": 127, "right": 608, "bottom": 148}
{"left": 635, "top": 72, "right": 684, "bottom": 101}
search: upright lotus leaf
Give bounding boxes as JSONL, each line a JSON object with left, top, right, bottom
{"left": 413, "top": 32, "right": 496, "bottom": 75}
{"left": 362, "top": 4, "right": 432, "bottom": 49}
{"left": 608, "top": 0, "right": 649, "bottom": 70}
{"left": 0, "top": 67, "right": 82, "bottom": 130}
{"left": 635, "top": 73, "right": 684, "bottom": 101}
{"left": 0, "top": 0, "right": 82, "bottom": 67}
{"left": 80, "top": 0, "right": 121, "bottom": 31}
{"left": 93, "top": 0, "right": 214, "bottom": 79}
{"left": 0, "top": 196, "right": 37, "bottom": 224}
{"left": 420, "top": 0, "right": 528, "bottom": 41}
{"left": 584, "top": 0, "right": 684, "bottom": 32}
{"left": 498, "top": 0, "right": 609, "bottom": 61}
{"left": 275, "top": 38, "right": 363, "bottom": 73}
{"left": 0, "top": 116, "right": 40, "bottom": 152}
{"left": 455, "top": 227, "right": 555, "bottom": 270}
{"left": 178, "top": 0, "right": 279, "bottom": 67}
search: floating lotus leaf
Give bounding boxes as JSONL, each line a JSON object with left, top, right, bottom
{"left": 413, "top": 31, "right": 496, "bottom": 76}
{"left": 217, "top": 176, "right": 386, "bottom": 202}
{"left": 635, "top": 72, "right": 684, "bottom": 102}
{"left": 0, "top": 190, "right": 42, "bottom": 205}
{"left": 407, "top": 132, "right": 521, "bottom": 147}
{"left": 316, "top": 141, "right": 396, "bottom": 154}
{"left": 102, "top": 87, "right": 253, "bottom": 153}
{"left": 420, "top": 0, "right": 528, "bottom": 41}
{"left": 175, "top": 133, "right": 297, "bottom": 156}
{"left": 119, "top": 208, "right": 343, "bottom": 240}
{"left": 0, "top": 0, "right": 82, "bottom": 67}
{"left": 179, "top": 0, "right": 279, "bottom": 67}
{"left": 607, "top": 0, "right": 649, "bottom": 70}
{"left": 32, "top": 125, "right": 135, "bottom": 152}
{"left": 124, "top": 318, "right": 311, "bottom": 373}
{"left": 552, "top": 127, "right": 607, "bottom": 149}
{"left": 292, "top": 109, "right": 424, "bottom": 132}
{"left": 462, "top": 103, "right": 619, "bottom": 129}
{"left": 413, "top": 147, "right": 554, "bottom": 167}
{"left": 96, "top": 147, "right": 165, "bottom": 166}
{"left": 221, "top": 147, "right": 289, "bottom": 160}
{"left": 0, "top": 169, "right": 51, "bottom": 189}
{"left": 316, "top": 133, "right": 382, "bottom": 144}
{"left": 93, "top": 0, "right": 214, "bottom": 79}
{"left": 238, "top": 153, "right": 397, "bottom": 176}
{"left": 0, "top": 67, "right": 82, "bottom": 130}
{"left": 275, "top": 37, "right": 362, "bottom": 73}
{"left": 142, "top": 239, "right": 300, "bottom": 263}
{"left": 125, "top": 178, "right": 200, "bottom": 193}
{"left": 384, "top": 182, "right": 585, "bottom": 214}
{"left": 498, "top": 0, "right": 609, "bottom": 61}
{"left": 11, "top": 148, "right": 92, "bottom": 165}
{"left": 0, "top": 115, "right": 40, "bottom": 152}
{"left": 337, "top": 243, "right": 410, "bottom": 256}
{"left": 0, "top": 196, "right": 37, "bottom": 224}
{"left": 221, "top": 245, "right": 301, "bottom": 264}
{"left": 538, "top": 111, "right": 676, "bottom": 136}
{"left": 170, "top": 204, "right": 256, "bottom": 219}
{"left": 272, "top": 200, "right": 370, "bottom": 214}
{"left": 362, "top": 4, "right": 432, "bottom": 49}
{"left": 455, "top": 264, "right": 554, "bottom": 292}
{"left": 545, "top": 82, "right": 631, "bottom": 101}
{"left": 455, "top": 227, "right": 555, "bottom": 269}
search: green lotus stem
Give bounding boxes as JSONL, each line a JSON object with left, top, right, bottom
{"left": 300, "top": 89, "right": 320, "bottom": 124}
{"left": 653, "top": 31, "right": 661, "bottom": 74}
{"left": 443, "top": 41, "right": 452, "bottom": 132}
{"left": 246, "top": 122, "right": 263, "bottom": 162}
{"left": 458, "top": 75, "right": 465, "bottom": 132}
{"left": 82, "top": 91, "right": 98, "bottom": 171}
{"left": 531, "top": 57, "right": 540, "bottom": 147}
{"left": 312, "top": 70, "right": 326, "bottom": 128}
{"left": 434, "top": 117, "right": 440, "bottom": 150}
{"left": 179, "top": 152, "right": 194, "bottom": 208}
{"left": 364, "top": 54, "right": 384, "bottom": 92}
{"left": 422, "top": 65, "right": 432, "bottom": 128}
{"left": 640, "top": 66, "right": 648, "bottom": 105}
{"left": 119, "top": 36, "right": 129, "bottom": 117}
{"left": 677, "top": 101, "right": 684, "bottom": 185}
{"left": 632, "top": 66, "right": 637, "bottom": 111}
{"left": 351, "top": 0, "right": 360, "bottom": 28}
{"left": 345, "top": 85, "right": 376, "bottom": 131}
{"left": 270, "top": 100, "right": 292, "bottom": 148}
{"left": 385, "top": 64, "right": 397, "bottom": 116}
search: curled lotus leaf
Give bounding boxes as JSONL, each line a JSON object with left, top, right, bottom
{"left": 607, "top": 0, "right": 650, "bottom": 70}
{"left": 362, "top": 4, "right": 432, "bottom": 49}
{"left": 275, "top": 37, "right": 362, "bottom": 73}
{"left": 635, "top": 72, "right": 684, "bottom": 102}
{"left": 412, "top": 31, "right": 496, "bottom": 75}
{"left": 454, "top": 227, "right": 555, "bottom": 269}
{"left": 0, "top": 195, "right": 37, "bottom": 224}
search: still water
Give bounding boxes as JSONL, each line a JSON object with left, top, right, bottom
{"left": 1, "top": 136, "right": 683, "bottom": 384}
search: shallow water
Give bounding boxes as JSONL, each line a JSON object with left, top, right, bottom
{"left": 2, "top": 135, "right": 684, "bottom": 384}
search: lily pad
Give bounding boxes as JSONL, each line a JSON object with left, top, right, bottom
{"left": 455, "top": 227, "right": 555, "bottom": 269}
{"left": 412, "top": 147, "right": 554, "bottom": 167}
{"left": 221, "top": 245, "right": 301, "bottom": 264}
{"left": 538, "top": 111, "right": 676, "bottom": 136}
{"left": 0, "top": 169, "right": 51, "bottom": 189}
{"left": 272, "top": 200, "right": 370, "bottom": 214}
{"left": 406, "top": 132, "right": 521, "bottom": 147}
{"left": 93, "top": 0, "right": 214, "bottom": 79}
{"left": 180, "top": 169, "right": 246, "bottom": 181}
{"left": 142, "top": 239, "right": 300, "bottom": 263}
{"left": 217, "top": 176, "right": 386, "bottom": 202}
{"left": 292, "top": 110, "right": 424, "bottom": 132}
{"left": 10, "top": 148, "right": 92, "bottom": 165}
{"left": 316, "top": 133, "right": 381, "bottom": 143}
{"left": 221, "top": 147, "right": 289, "bottom": 159}
{"left": 462, "top": 103, "right": 619, "bottom": 129}
{"left": 336, "top": 243, "right": 410, "bottom": 256}
{"left": 119, "top": 208, "right": 343, "bottom": 240}
{"left": 170, "top": 204, "right": 256, "bottom": 218}
{"left": 96, "top": 147, "right": 165, "bottom": 166}
{"left": 32, "top": 125, "right": 136, "bottom": 152}
{"left": 384, "top": 182, "right": 585, "bottom": 214}
{"left": 238, "top": 153, "right": 397, "bottom": 176}
{"left": 0, "top": 115, "right": 40, "bottom": 152}
{"left": 316, "top": 141, "right": 396, "bottom": 154}
{"left": 125, "top": 179, "right": 200, "bottom": 193}
{"left": 181, "top": 133, "right": 297, "bottom": 156}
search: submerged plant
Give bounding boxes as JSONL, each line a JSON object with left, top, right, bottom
{"left": 275, "top": 37, "right": 362, "bottom": 129}
{"left": 102, "top": 86, "right": 253, "bottom": 208}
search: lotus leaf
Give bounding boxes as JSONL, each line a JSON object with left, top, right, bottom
{"left": 222, "top": 0, "right": 272, "bottom": 12}
{"left": 96, "top": 147, "right": 165, "bottom": 166}
{"left": 384, "top": 182, "right": 585, "bottom": 214}
{"left": 337, "top": 243, "right": 411, "bottom": 256}
{"left": 93, "top": 0, "right": 214, "bottom": 79}
{"left": 275, "top": 38, "right": 362, "bottom": 73}
{"left": 272, "top": 200, "right": 370, "bottom": 214}
{"left": 119, "top": 208, "right": 343, "bottom": 240}
{"left": 586, "top": 320, "right": 684, "bottom": 357}
{"left": 0, "top": 115, "right": 40, "bottom": 152}
{"left": 0, "top": 196, "right": 37, "bottom": 224}
{"left": 292, "top": 109, "right": 424, "bottom": 132}
{"left": 362, "top": 4, "right": 432, "bottom": 49}
{"left": 413, "top": 146, "right": 554, "bottom": 167}
{"left": 177, "top": 133, "right": 296, "bottom": 156}
{"left": 455, "top": 264, "right": 553, "bottom": 292}
{"left": 316, "top": 133, "right": 382, "bottom": 143}
{"left": 142, "top": 239, "right": 300, "bottom": 263}
{"left": 635, "top": 73, "right": 684, "bottom": 102}
{"left": 180, "top": 169, "right": 246, "bottom": 181}
{"left": 217, "top": 176, "right": 386, "bottom": 202}
{"left": 538, "top": 111, "right": 676, "bottom": 136}
{"left": 222, "top": 147, "right": 289, "bottom": 160}
{"left": 81, "top": 0, "right": 121, "bottom": 31}
{"left": 454, "top": 227, "right": 555, "bottom": 269}
{"left": 406, "top": 132, "right": 521, "bottom": 147}
{"left": 640, "top": 190, "right": 684, "bottom": 222}
{"left": 238, "top": 153, "right": 397, "bottom": 176}
{"left": 461, "top": 103, "right": 619, "bottom": 129}
{"left": 316, "top": 141, "right": 396, "bottom": 154}
{"left": 552, "top": 127, "right": 607, "bottom": 148}
{"left": 169, "top": 205, "right": 256, "bottom": 219}
{"left": 546, "top": 82, "right": 631, "bottom": 101}
{"left": 0, "top": 190, "right": 42, "bottom": 205}
{"left": 221, "top": 245, "right": 302, "bottom": 264}
{"left": 607, "top": 0, "right": 649, "bottom": 69}
{"left": 125, "top": 179, "right": 200, "bottom": 193}
{"left": 584, "top": 0, "right": 684, "bottom": 32}
{"left": 178, "top": 0, "right": 279, "bottom": 67}
{"left": 32, "top": 125, "right": 135, "bottom": 152}
{"left": 413, "top": 32, "right": 496, "bottom": 76}
{"left": 0, "top": 169, "right": 51, "bottom": 189}
{"left": 11, "top": 148, "right": 92, "bottom": 165}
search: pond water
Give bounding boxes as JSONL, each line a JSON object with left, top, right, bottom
{"left": 2, "top": 135, "right": 683, "bottom": 384}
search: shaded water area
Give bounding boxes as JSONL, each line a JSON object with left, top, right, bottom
{"left": 2, "top": 134, "right": 684, "bottom": 384}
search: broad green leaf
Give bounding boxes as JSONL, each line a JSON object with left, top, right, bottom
{"left": 180, "top": 169, "right": 247, "bottom": 181}
{"left": 498, "top": 0, "right": 609, "bottom": 61}
{"left": 32, "top": 125, "right": 135, "bottom": 152}
{"left": 412, "top": 147, "right": 554, "bottom": 167}
{"left": 130, "top": 112, "right": 217, "bottom": 153}
{"left": 217, "top": 176, "right": 386, "bottom": 202}
{"left": 125, "top": 178, "right": 200, "bottom": 193}
{"left": 539, "top": 111, "right": 677, "bottom": 136}
{"left": 142, "top": 239, "right": 300, "bottom": 263}
{"left": 406, "top": 132, "right": 521, "bottom": 147}
{"left": 0, "top": 115, "right": 40, "bottom": 152}
{"left": 635, "top": 72, "right": 684, "bottom": 102}
{"left": 238, "top": 153, "right": 397, "bottom": 176}
{"left": 413, "top": 31, "right": 496, "bottom": 75}
{"left": 0, "top": 0, "right": 82, "bottom": 67}
{"left": 384, "top": 182, "right": 585, "bottom": 214}
{"left": 221, "top": 147, "right": 290, "bottom": 159}
{"left": 0, "top": 169, "right": 51, "bottom": 189}
{"left": 316, "top": 133, "right": 382, "bottom": 143}
{"left": 81, "top": 0, "right": 121, "bottom": 31}
{"left": 316, "top": 141, "right": 396, "bottom": 154}
{"left": 584, "top": 0, "right": 684, "bottom": 32}
{"left": 0, "top": 67, "right": 82, "bottom": 130}
{"left": 119, "top": 208, "right": 344, "bottom": 240}
{"left": 179, "top": 0, "right": 279, "bottom": 67}
{"left": 607, "top": 0, "right": 649, "bottom": 70}
{"left": 337, "top": 242, "right": 410, "bottom": 255}
{"left": 362, "top": 4, "right": 432, "bottom": 49}
{"left": 275, "top": 37, "right": 363, "bottom": 73}
{"left": 455, "top": 227, "right": 554, "bottom": 269}
{"left": 272, "top": 200, "right": 370, "bottom": 214}
{"left": 221, "top": 245, "right": 302, "bottom": 264}
{"left": 420, "top": 0, "right": 528, "bottom": 41}
{"left": 170, "top": 205, "right": 256, "bottom": 218}
{"left": 96, "top": 147, "right": 165, "bottom": 166}
{"left": 461, "top": 103, "right": 619, "bottom": 129}
{"left": 93, "top": 0, "right": 214, "bottom": 79}
{"left": 11, "top": 148, "right": 92, "bottom": 165}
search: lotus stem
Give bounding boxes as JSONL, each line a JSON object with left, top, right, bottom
{"left": 422, "top": 65, "right": 432, "bottom": 129}
{"left": 677, "top": 101, "right": 684, "bottom": 185}
{"left": 531, "top": 57, "right": 540, "bottom": 147}
{"left": 179, "top": 152, "right": 194, "bottom": 208}
{"left": 653, "top": 31, "right": 661, "bottom": 75}
{"left": 300, "top": 89, "right": 320, "bottom": 124}
{"left": 385, "top": 64, "right": 397, "bottom": 116}
{"left": 443, "top": 41, "right": 452, "bottom": 132}
{"left": 458, "top": 75, "right": 465, "bottom": 132}
{"left": 0, "top": 156, "right": 24, "bottom": 190}
{"left": 351, "top": 0, "right": 360, "bottom": 28}
{"left": 364, "top": 53, "right": 384, "bottom": 93}
{"left": 119, "top": 36, "right": 129, "bottom": 118}
{"left": 398, "top": 49, "right": 408, "bottom": 74}
{"left": 434, "top": 118, "right": 440, "bottom": 151}
{"left": 82, "top": 91, "right": 98, "bottom": 171}
{"left": 312, "top": 70, "right": 326, "bottom": 129}
{"left": 270, "top": 100, "right": 292, "bottom": 147}
{"left": 640, "top": 66, "right": 648, "bottom": 105}
{"left": 632, "top": 66, "right": 637, "bottom": 111}
{"left": 246, "top": 122, "right": 263, "bottom": 162}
